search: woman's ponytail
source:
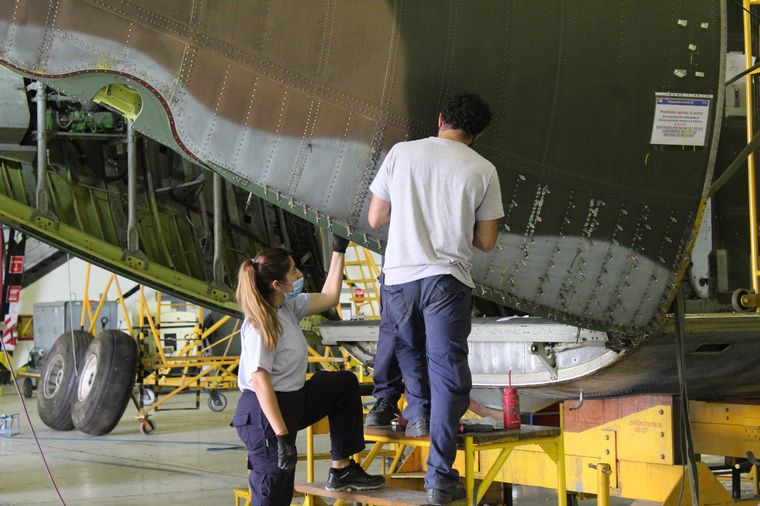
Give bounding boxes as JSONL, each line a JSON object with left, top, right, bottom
{"left": 236, "top": 250, "right": 291, "bottom": 350}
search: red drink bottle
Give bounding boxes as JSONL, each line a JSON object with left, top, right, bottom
{"left": 503, "top": 371, "right": 520, "bottom": 429}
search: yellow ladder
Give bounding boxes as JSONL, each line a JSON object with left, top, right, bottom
{"left": 342, "top": 243, "right": 381, "bottom": 319}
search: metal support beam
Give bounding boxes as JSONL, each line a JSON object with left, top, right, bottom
{"left": 674, "top": 285, "right": 699, "bottom": 506}
{"left": 725, "top": 61, "right": 760, "bottom": 86}
{"left": 707, "top": 128, "right": 760, "bottom": 198}
{"left": 34, "top": 81, "right": 48, "bottom": 215}
{"left": 743, "top": 0, "right": 760, "bottom": 295}
{"left": 588, "top": 463, "right": 611, "bottom": 506}
{"left": 126, "top": 120, "right": 138, "bottom": 252}
{"left": 212, "top": 172, "right": 224, "bottom": 285}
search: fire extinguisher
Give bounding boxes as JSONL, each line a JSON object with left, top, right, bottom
{"left": 503, "top": 370, "right": 520, "bottom": 429}
{"left": 353, "top": 286, "right": 365, "bottom": 303}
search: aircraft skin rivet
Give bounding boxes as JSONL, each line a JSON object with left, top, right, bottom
{"left": 660, "top": 454, "right": 666, "bottom": 460}
{"left": 605, "top": 449, "right": 610, "bottom": 455}
{"left": 659, "top": 409, "right": 664, "bottom": 415}
{"left": 660, "top": 432, "right": 665, "bottom": 438}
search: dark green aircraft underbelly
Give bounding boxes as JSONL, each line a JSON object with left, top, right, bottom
{"left": 0, "top": 1, "right": 725, "bottom": 336}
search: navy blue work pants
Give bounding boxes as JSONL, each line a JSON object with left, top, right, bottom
{"left": 380, "top": 274, "right": 472, "bottom": 490}
{"left": 231, "top": 370, "right": 366, "bottom": 506}
{"left": 371, "top": 285, "right": 403, "bottom": 404}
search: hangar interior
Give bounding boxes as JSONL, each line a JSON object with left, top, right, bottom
{"left": 2, "top": 1, "right": 760, "bottom": 505}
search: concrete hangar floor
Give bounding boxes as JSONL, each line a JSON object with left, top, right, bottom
{"left": 0, "top": 385, "right": 643, "bottom": 506}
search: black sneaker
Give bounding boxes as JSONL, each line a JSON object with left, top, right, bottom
{"left": 405, "top": 417, "right": 429, "bottom": 438}
{"left": 426, "top": 483, "right": 466, "bottom": 505}
{"left": 364, "top": 398, "right": 400, "bottom": 427}
{"left": 325, "top": 461, "right": 385, "bottom": 492}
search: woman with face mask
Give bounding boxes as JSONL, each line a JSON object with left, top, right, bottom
{"left": 231, "top": 236, "right": 384, "bottom": 506}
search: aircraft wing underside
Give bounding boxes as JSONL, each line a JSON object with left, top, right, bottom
{"left": 0, "top": 1, "right": 726, "bottom": 337}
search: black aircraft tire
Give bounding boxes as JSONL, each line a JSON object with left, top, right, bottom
{"left": 22, "top": 378, "right": 33, "bottom": 398}
{"left": 71, "top": 330, "right": 137, "bottom": 436}
{"left": 37, "top": 331, "right": 94, "bottom": 431}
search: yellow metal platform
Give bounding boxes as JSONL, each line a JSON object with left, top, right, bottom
{"left": 302, "top": 424, "right": 568, "bottom": 506}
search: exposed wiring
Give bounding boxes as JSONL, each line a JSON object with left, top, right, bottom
{"left": 0, "top": 228, "right": 66, "bottom": 505}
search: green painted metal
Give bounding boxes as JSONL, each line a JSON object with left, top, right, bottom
{"left": 0, "top": 156, "right": 243, "bottom": 314}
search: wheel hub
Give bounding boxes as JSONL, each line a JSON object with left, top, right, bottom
{"left": 78, "top": 354, "right": 99, "bottom": 402}
{"left": 43, "top": 354, "right": 65, "bottom": 400}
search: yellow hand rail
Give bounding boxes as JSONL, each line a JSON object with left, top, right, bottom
{"left": 744, "top": 0, "right": 760, "bottom": 297}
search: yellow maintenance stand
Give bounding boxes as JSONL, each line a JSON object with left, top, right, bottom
{"left": 481, "top": 396, "right": 760, "bottom": 506}
{"left": 295, "top": 423, "right": 567, "bottom": 506}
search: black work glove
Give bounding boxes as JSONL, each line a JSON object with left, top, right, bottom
{"left": 332, "top": 234, "right": 350, "bottom": 254}
{"left": 276, "top": 434, "right": 297, "bottom": 471}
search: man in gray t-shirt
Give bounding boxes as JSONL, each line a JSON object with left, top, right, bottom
{"left": 368, "top": 93, "right": 504, "bottom": 504}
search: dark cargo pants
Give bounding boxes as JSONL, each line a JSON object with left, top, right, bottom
{"left": 380, "top": 274, "right": 472, "bottom": 491}
{"left": 231, "top": 370, "right": 366, "bottom": 506}
{"left": 371, "top": 274, "right": 403, "bottom": 405}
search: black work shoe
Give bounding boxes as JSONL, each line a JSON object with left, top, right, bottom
{"left": 325, "top": 461, "right": 385, "bottom": 492}
{"left": 405, "top": 417, "right": 429, "bottom": 438}
{"left": 426, "top": 483, "right": 466, "bottom": 505}
{"left": 364, "top": 398, "right": 400, "bottom": 427}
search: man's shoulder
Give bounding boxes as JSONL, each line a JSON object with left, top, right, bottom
{"left": 465, "top": 148, "right": 497, "bottom": 174}
{"left": 392, "top": 137, "right": 437, "bottom": 151}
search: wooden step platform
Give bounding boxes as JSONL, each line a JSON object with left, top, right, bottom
{"left": 294, "top": 482, "right": 464, "bottom": 506}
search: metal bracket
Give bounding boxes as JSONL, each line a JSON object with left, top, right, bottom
{"left": 530, "top": 342, "right": 558, "bottom": 380}
{"left": 121, "top": 250, "right": 150, "bottom": 271}
{"left": 30, "top": 209, "right": 60, "bottom": 231}
{"left": 206, "top": 283, "right": 232, "bottom": 302}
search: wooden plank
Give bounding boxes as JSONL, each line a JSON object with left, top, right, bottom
{"left": 294, "top": 482, "right": 429, "bottom": 506}
{"left": 563, "top": 395, "right": 674, "bottom": 432}
{"left": 364, "top": 424, "right": 560, "bottom": 446}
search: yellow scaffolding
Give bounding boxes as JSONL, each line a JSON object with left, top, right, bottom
{"left": 80, "top": 263, "right": 241, "bottom": 434}
{"left": 133, "top": 286, "right": 240, "bottom": 433}
{"left": 342, "top": 243, "right": 381, "bottom": 319}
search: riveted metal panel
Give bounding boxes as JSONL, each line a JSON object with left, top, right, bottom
{"left": 0, "top": 0, "right": 726, "bottom": 337}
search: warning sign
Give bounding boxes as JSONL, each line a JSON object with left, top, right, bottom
{"left": 650, "top": 93, "right": 712, "bottom": 146}
{"left": 9, "top": 255, "right": 23, "bottom": 274}
{"left": 6, "top": 285, "right": 20, "bottom": 303}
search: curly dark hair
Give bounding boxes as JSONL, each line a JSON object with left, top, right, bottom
{"left": 440, "top": 93, "right": 492, "bottom": 136}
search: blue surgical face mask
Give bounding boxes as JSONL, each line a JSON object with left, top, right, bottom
{"left": 284, "top": 276, "right": 304, "bottom": 300}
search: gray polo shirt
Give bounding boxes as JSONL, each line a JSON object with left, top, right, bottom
{"left": 238, "top": 293, "right": 311, "bottom": 393}
{"left": 370, "top": 137, "right": 504, "bottom": 287}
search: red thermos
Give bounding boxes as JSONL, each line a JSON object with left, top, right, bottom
{"left": 503, "top": 371, "right": 520, "bottom": 429}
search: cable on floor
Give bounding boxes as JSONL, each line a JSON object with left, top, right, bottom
{"left": 0, "top": 228, "right": 67, "bottom": 505}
